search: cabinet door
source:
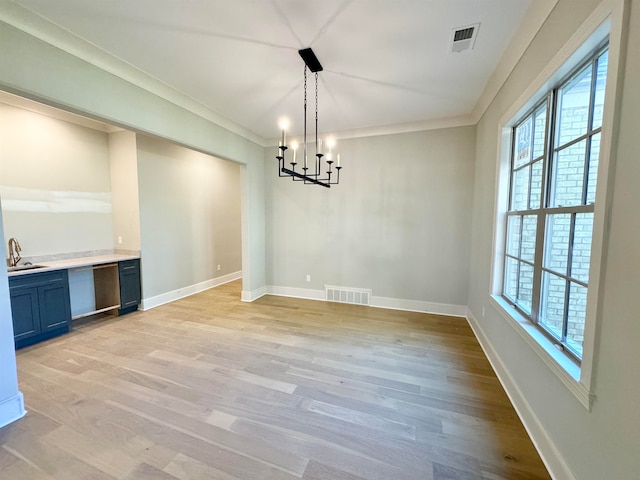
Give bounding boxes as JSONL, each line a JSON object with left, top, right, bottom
{"left": 38, "top": 283, "right": 72, "bottom": 332}
{"left": 119, "top": 260, "right": 141, "bottom": 309}
{"left": 9, "top": 287, "right": 40, "bottom": 341}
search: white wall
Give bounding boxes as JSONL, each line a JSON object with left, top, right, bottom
{"left": 108, "top": 130, "right": 141, "bottom": 253}
{"left": 468, "top": 0, "right": 640, "bottom": 478}
{"left": 137, "top": 134, "right": 242, "bottom": 300}
{"left": 266, "top": 126, "right": 475, "bottom": 311}
{"left": 0, "top": 200, "right": 25, "bottom": 427}
{"left": 0, "top": 103, "right": 114, "bottom": 256}
{"left": 240, "top": 159, "right": 266, "bottom": 302}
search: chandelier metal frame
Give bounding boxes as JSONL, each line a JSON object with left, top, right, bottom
{"left": 276, "top": 48, "right": 341, "bottom": 188}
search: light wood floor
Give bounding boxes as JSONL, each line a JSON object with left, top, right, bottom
{"left": 0, "top": 280, "right": 550, "bottom": 480}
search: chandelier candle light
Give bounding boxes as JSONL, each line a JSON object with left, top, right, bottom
{"left": 276, "top": 48, "right": 342, "bottom": 188}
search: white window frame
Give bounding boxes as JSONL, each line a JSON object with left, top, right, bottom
{"left": 504, "top": 45, "right": 606, "bottom": 362}
{"left": 490, "top": 0, "right": 627, "bottom": 410}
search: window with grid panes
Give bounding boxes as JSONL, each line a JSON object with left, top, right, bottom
{"left": 503, "top": 46, "right": 608, "bottom": 361}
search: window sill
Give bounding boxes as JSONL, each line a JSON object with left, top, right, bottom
{"left": 489, "top": 295, "right": 594, "bottom": 410}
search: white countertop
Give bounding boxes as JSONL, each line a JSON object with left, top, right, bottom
{"left": 7, "top": 254, "right": 139, "bottom": 277}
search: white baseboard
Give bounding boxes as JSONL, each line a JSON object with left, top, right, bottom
{"left": 140, "top": 271, "right": 242, "bottom": 310}
{"left": 371, "top": 295, "right": 467, "bottom": 317}
{"left": 241, "top": 286, "right": 267, "bottom": 302}
{"left": 266, "top": 286, "right": 325, "bottom": 301}
{"left": 0, "top": 391, "right": 26, "bottom": 429}
{"left": 263, "top": 285, "right": 467, "bottom": 318}
{"left": 466, "top": 309, "right": 576, "bottom": 480}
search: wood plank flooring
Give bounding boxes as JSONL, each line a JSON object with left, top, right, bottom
{"left": 0, "top": 280, "right": 551, "bottom": 479}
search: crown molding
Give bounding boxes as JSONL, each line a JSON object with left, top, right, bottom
{"left": 267, "top": 114, "right": 476, "bottom": 145}
{"left": 332, "top": 115, "right": 477, "bottom": 140}
{"left": 471, "top": 0, "right": 559, "bottom": 123}
{"left": 0, "top": 3, "right": 266, "bottom": 146}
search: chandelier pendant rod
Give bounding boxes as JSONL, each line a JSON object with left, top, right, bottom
{"left": 315, "top": 71, "right": 319, "bottom": 177}
{"left": 303, "top": 65, "right": 308, "bottom": 177}
{"left": 315, "top": 71, "right": 323, "bottom": 179}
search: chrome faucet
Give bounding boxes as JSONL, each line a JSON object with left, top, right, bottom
{"left": 7, "top": 238, "right": 22, "bottom": 268}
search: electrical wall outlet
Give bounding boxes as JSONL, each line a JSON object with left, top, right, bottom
{"left": 217, "top": 264, "right": 221, "bottom": 271}
{"left": 117, "top": 236, "right": 123, "bottom": 244}
{"left": 306, "top": 274, "right": 311, "bottom": 282}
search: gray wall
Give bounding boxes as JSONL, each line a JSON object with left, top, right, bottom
{"left": 137, "top": 134, "right": 242, "bottom": 299}
{"left": 468, "top": 0, "right": 640, "bottom": 478}
{"left": 266, "top": 126, "right": 475, "bottom": 307}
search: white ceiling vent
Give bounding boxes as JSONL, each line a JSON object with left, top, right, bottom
{"left": 450, "top": 23, "right": 480, "bottom": 53}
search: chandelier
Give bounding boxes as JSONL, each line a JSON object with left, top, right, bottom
{"left": 276, "top": 48, "right": 342, "bottom": 188}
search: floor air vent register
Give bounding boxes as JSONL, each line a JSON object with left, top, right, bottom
{"left": 325, "top": 285, "right": 371, "bottom": 306}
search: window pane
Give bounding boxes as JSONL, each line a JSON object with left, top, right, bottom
{"left": 506, "top": 215, "right": 522, "bottom": 258}
{"left": 571, "top": 213, "right": 594, "bottom": 283}
{"left": 504, "top": 257, "right": 518, "bottom": 300}
{"left": 557, "top": 65, "right": 592, "bottom": 146}
{"left": 503, "top": 48, "right": 607, "bottom": 363}
{"left": 551, "top": 140, "right": 586, "bottom": 207}
{"left": 512, "top": 166, "right": 530, "bottom": 211}
{"left": 540, "top": 272, "right": 566, "bottom": 340}
{"left": 517, "top": 262, "right": 534, "bottom": 314}
{"left": 545, "top": 214, "right": 571, "bottom": 275}
{"left": 567, "top": 282, "right": 587, "bottom": 358}
{"left": 515, "top": 116, "right": 532, "bottom": 168}
{"left": 586, "top": 133, "right": 600, "bottom": 204}
{"left": 530, "top": 160, "right": 543, "bottom": 209}
{"left": 592, "top": 50, "right": 608, "bottom": 130}
{"left": 533, "top": 105, "right": 547, "bottom": 158}
{"left": 521, "top": 215, "right": 537, "bottom": 263}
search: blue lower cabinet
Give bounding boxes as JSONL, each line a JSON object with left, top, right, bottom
{"left": 10, "top": 287, "right": 40, "bottom": 342}
{"left": 9, "top": 270, "right": 72, "bottom": 349}
{"left": 118, "top": 259, "right": 141, "bottom": 315}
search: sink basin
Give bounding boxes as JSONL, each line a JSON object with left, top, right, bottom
{"left": 7, "top": 264, "right": 46, "bottom": 272}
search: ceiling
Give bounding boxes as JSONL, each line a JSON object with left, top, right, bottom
{"left": 9, "top": 0, "right": 536, "bottom": 143}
